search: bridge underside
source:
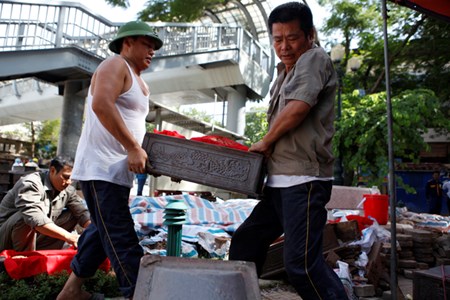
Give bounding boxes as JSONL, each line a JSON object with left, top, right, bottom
{"left": 0, "top": 47, "right": 270, "bottom": 131}
{"left": 0, "top": 48, "right": 101, "bottom": 83}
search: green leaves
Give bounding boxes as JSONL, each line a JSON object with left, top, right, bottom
{"left": 137, "top": 0, "right": 227, "bottom": 22}
{"left": 336, "top": 89, "right": 449, "bottom": 188}
{"left": 0, "top": 270, "right": 120, "bottom": 300}
{"left": 244, "top": 107, "right": 268, "bottom": 147}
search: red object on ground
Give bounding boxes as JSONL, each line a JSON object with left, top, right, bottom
{"left": 153, "top": 129, "right": 186, "bottom": 139}
{"left": 328, "top": 215, "right": 374, "bottom": 234}
{"left": 190, "top": 135, "right": 249, "bottom": 151}
{"left": 363, "top": 194, "right": 389, "bottom": 225}
{"left": 0, "top": 249, "right": 111, "bottom": 279}
{"left": 346, "top": 215, "right": 374, "bottom": 232}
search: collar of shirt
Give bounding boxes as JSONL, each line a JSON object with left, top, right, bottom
{"left": 42, "top": 171, "right": 59, "bottom": 199}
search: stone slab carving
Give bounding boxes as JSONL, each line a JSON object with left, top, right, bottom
{"left": 142, "top": 133, "right": 265, "bottom": 196}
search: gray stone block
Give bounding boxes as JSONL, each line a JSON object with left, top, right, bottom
{"left": 354, "top": 284, "right": 376, "bottom": 297}
{"left": 134, "top": 255, "right": 261, "bottom": 300}
{"left": 142, "top": 133, "right": 265, "bottom": 197}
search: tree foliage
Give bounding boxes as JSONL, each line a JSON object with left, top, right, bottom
{"left": 0, "top": 120, "right": 60, "bottom": 159}
{"left": 336, "top": 89, "right": 449, "bottom": 187}
{"left": 105, "top": 0, "right": 228, "bottom": 22}
{"left": 319, "top": 0, "right": 450, "bottom": 188}
{"left": 180, "top": 107, "right": 220, "bottom": 126}
{"left": 244, "top": 107, "right": 268, "bottom": 147}
{"left": 35, "top": 120, "right": 60, "bottom": 159}
{"left": 319, "top": 0, "right": 450, "bottom": 100}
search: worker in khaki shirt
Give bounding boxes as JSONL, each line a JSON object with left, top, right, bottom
{"left": 0, "top": 156, "right": 90, "bottom": 252}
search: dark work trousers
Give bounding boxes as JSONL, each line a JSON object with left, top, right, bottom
{"left": 71, "top": 181, "right": 143, "bottom": 298}
{"left": 428, "top": 196, "right": 442, "bottom": 215}
{"left": 229, "top": 181, "right": 348, "bottom": 300}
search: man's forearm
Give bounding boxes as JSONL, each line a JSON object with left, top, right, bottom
{"left": 35, "top": 223, "right": 75, "bottom": 244}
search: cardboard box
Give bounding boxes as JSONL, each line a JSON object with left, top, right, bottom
{"left": 142, "top": 133, "right": 265, "bottom": 197}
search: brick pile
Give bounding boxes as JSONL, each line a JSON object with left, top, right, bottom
{"left": 380, "top": 225, "right": 450, "bottom": 280}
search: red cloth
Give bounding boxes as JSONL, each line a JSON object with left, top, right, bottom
{"left": 154, "top": 129, "right": 249, "bottom": 151}
{"left": 153, "top": 129, "right": 186, "bottom": 139}
{"left": 0, "top": 249, "right": 110, "bottom": 279}
{"left": 190, "top": 135, "right": 249, "bottom": 151}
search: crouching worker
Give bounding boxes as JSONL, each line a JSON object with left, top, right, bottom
{"left": 0, "top": 156, "right": 91, "bottom": 252}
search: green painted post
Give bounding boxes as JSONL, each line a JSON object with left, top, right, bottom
{"left": 163, "top": 198, "right": 187, "bottom": 257}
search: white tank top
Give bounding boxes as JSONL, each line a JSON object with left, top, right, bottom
{"left": 72, "top": 59, "right": 149, "bottom": 188}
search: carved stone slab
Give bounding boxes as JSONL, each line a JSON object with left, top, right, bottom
{"left": 142, "top": 133, "right": 264, "bottom": 196}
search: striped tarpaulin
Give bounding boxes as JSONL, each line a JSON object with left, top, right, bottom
{"left": 130, "top": 194, "right": 259, "bottom": 232}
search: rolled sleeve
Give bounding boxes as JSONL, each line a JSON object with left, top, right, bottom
{"left": 16, "top": 177, "right": 53, "bottom": 228}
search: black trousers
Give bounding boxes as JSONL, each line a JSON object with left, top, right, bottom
{"left": 229, "top": 181, "right": 348, "bottom": 300}
{"left": 71, "top": 180, "right": 143, "bottom": 298}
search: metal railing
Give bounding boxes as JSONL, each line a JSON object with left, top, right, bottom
{"left": 0, "top": 0, "right": 270, "bottom": 70}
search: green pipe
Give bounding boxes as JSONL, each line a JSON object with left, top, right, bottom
{"left": 163, "top": 198, "right": 187, "bottom": 256}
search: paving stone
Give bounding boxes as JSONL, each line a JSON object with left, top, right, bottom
{"left": 354, "top": 284, "right": 376, "bottom": 297}
{"left": 396, "top": 233, "right": 413, "bottom": 241}
{"left": 417, "top": 262, "right": 429, "bottom": 269}
{"left": 403, "top": 269, "right": 415, "bottom": 279}
{"left": 382, "top": 290, "right": 392, "bottom": 300}
{"left": 398, "top": 259, "right": 417, "bottom": 269}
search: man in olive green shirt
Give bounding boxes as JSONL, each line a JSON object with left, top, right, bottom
{"left": 229, "top": 3, "right": 347, "bottom": 300}
{"left": 0, "top": 156, "right": 90, "bottom": 252}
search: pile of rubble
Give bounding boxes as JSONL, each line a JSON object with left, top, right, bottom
{"left": 261, "top": 213, "right": 450, "bottom": 299}
{"left": 130, "top": 191, "right": 450, "bottom": 299}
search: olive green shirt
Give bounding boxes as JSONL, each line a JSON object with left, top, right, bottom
{"left": 266, "top": 45, "right": 337, "bottom": 177}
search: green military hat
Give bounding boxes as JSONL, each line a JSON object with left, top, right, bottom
{"left": 108, "top": 20, "right": 163, "bottom": 54}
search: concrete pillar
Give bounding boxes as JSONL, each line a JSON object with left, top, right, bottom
{"left": 57, "top": 80, "right": 87, "bottom": 158}
{"left": 226, "top": 85, "right": 247, "bottom": 136}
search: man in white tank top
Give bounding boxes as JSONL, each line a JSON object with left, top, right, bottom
{"left": 57, "top": 21, "right": 163, "bottom": 300}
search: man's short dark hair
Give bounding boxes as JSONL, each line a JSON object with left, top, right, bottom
{"left": 50, "top": 155, "right": 74, "bottom": 172}
{"left": 268, "top": 2, "right": 314, "bottom": 39}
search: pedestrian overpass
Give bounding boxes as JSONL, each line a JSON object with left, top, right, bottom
{"left": 0, "top": 0, "right": 273, "bottom": 145}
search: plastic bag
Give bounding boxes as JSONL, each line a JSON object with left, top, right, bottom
{"left": 197, "top": 231, "right": 230, "bottom": 259}
{"left": 355, "top": 251, "right": 369, "bottom": 277}
{"left": 336, "top": 260, "right": 358, "bottom": 300}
